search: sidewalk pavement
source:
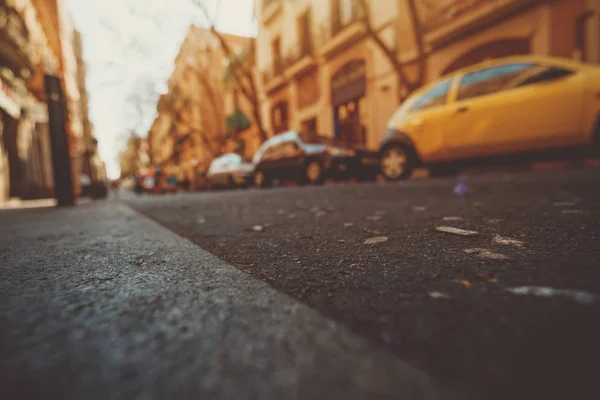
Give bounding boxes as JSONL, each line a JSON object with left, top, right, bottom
{"left": 0, "top": 198, "right": 57, "bottom": 210}
{"left": 0, "top": 202, "right": 457, "bottom": 400}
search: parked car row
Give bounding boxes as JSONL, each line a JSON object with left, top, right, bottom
{"left": 208, "top": 55, "right": 600, "bottom": 189}
{"left": 207, "top": 131, "right": 380, "bottom": 189}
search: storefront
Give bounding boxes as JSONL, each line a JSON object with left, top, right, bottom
{"left": 331, "top": 59, "right": 367, "bottom": 148}
{"left": 0, "top": 0, "right": 31, "bottom": 201}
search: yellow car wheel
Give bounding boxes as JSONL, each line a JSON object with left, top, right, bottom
{"left": 380, "top": 144, "right": 412, "bottom": 181}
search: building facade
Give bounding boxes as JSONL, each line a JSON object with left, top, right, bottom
{"left": 398, "top": 0, "right": 600, "bottom": 81}
{"left": 147, "top": 25, "right": 253, "bottom": 188}
{"left": 255, "top": 0, "right": 400, "bottom": 151}
{"left": 255, "top": 0, "right": 600, "bottom": 152}
{"left": 32, "top": 0, "right": 90, "bottom": 197}
{"left": 0, "top": 0, "right": 60, "bottom": 201}
{"left": 0, "top": 0, "right": 98, "bottom": 202}
{"left": 222, "top": 38, "right": 262, "bottom": 159}
{"left": 119, "top": 134, "right": 149, "bottom": 178}
{"left": 73, "top": 29, "right": 104, "bottom": 182}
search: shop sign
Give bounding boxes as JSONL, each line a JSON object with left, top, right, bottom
{"left": 0, "top": 78, "right": 21, "bottom": 118}
{"left": 0, "top": 1, "right": 29, "bottom": 50}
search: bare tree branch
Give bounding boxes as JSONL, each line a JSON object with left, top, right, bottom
{"left": 192, "top": 0, "right": 266, "bottom": 142}
{"left": 358, "top": 0, "right": 427, "bottom": 97}
{"left": 407, "top": 0, "right": 426, "bottom": 88}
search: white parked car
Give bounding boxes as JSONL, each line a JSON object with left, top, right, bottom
{"left": 207, "top": 153, "right": 253, "bottom": 189}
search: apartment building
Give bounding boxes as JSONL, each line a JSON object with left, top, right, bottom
{"left": 1, "top": 0, "right": 78, "bottom": 201}
{"left": 256, "top": 0, "right": 600, "bottom": 151}
{"left": 256, "top": 0, "right": 401, "bottom": 150}
{"left": 147, "top": 25, "right": 252, "bottom": 187}
{"left": 73, "top": 29, "right": 104, "bottom": 182}
{"left": 33, "top": 0, "right": 86, "bottom": 196}
{"left": 397, "top": 0, "right": 600, "bottom": 81}
{"left": 222, "top": 38, "right": 262, "bottom": 159}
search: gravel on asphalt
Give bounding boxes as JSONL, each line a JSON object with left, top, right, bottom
{"left": 129, "top": 166, "right": 600, "bottom": 400}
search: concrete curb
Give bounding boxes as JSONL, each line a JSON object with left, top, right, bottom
{"left": 0, "top": 202, "right": 450, "bottom": 400}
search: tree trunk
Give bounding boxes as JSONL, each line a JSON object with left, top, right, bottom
{"left": 406, "top": 0, "right": 427, "bottom": 89}
{"left": 358, "top": 0, "right": 427, "bottom": 100}
{"left": 197, "top": 73, "right": 225, "bottom": 136}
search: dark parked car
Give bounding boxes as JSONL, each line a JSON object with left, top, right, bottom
{"left": 207, "top": 153, "right": 253, "bottom": 189}
{"left": 252, "top": 131, "right": 379, "bottom": 187}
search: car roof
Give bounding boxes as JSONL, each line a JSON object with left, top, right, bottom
{"left": 406, "top": 55, "right": 593, "bottom": 102}
{"left": 270, "top": 131, "right": 299, "bottom": 142}
{"left": 214, "top": 153, "right": 240, "bottom": 159}
{"left": 441, "top": 55, "right": 591, "bottom": 80}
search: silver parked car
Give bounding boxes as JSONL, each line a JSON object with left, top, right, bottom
{"left": 206, "top": 153, "right": 253, "bottom": 189}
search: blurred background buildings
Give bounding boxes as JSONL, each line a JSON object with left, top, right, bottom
{"left": 144, "top": 26, "right": 256, "bottom": 190}
{"left": 0, "top": 0, "right": 105, "bottom": 203}
{"left": 118, "top": 0, "right": 598, "bottom": 188}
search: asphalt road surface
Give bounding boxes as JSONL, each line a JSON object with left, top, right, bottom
{"left": 128, "top": 166, "right": 600, "bottom": 399}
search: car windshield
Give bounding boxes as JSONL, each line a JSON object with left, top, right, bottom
{"left": 252, "top": 132, "right": 298, "bottom": 164}
{"left": 298, "top": 131, "right": 336, "bottom": 146}
{"left": 252, "top": 139, "right": 275, "bottom": 164}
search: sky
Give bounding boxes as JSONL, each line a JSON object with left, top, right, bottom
{"left": 66, "top": 0, "right": 256, "bottom": 179}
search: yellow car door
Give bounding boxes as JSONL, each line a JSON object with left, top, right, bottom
{"left": 444, "top": 64, "right": 535, "bottom": 158}
{"left": 445, "top": 63, "right": 585, "bottom": 158}
{"left": 403, "top": 77, "right": 455, "bottom": 163}
{"left": 493, "top": 64, "right": 585, "bottom": 150}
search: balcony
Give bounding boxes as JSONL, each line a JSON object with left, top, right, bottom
{"left": 422, "top": 0, "right": 543, "bottom": 49}
{"left": 262, "top": 61, "right": 287, "bottom": 94}
{"left": 261, "top": 0, "right": 282, "bottom": 25}
{"left": 317, "top": 3, "right": 367, "bottom": 59}
{"left": 284, "top": 40, "right": 316, "bottom": 78}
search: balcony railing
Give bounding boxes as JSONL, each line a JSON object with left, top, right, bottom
{"left": 316, "top": 5, "right": 367, "bottom": 57}
{"left": 331, "top": 0, "right": 366, "bottom": 36}
{"left": 262, "top": 60, "right": 285, "bottom": 87}
{"left": 284, "top": 40, "right": 313, "bottom": 68}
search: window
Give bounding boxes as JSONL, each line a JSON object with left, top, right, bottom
{"left": 332, "top": 0, "right": 360, "bottom": 33}
{"left": 298, "top": 10, "right": 312, "bottom": 56}
{"left": 253, "top": 141, "right": 271, "bottom": 164}
{"left": 272, "top": 37, "right": 282, "bottom": 74}
{"left": 261, "top": 143, "right": 279, "bottom": 161}
{"left": 340, "top": 0, "right": 354, "bottom": 25}
{"left": 411, "top": 78, "right": 452, "bottom": 112}
{"left": 209, "top": 156, "right": 226, "bottom": 173}
{"left": 458, "top": 63, "right": 574, "bottom": 100}
{"left": 511, "top": 66, "right": 573, "bottom": 88}
{"left": 281, "top": 141, "right": 302, "bottom": 157}
{"left": 271, "top": 101, "right": 289, "bottom": 133}
{"left": 458, "top": 63, "right": 532, "bottom": 101}
{"left": 254, "top": 136, "right": 282, "bottom": 163}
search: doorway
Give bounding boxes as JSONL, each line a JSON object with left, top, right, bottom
{"left": 335, "top": 98, "right": 365, "bottom": 148}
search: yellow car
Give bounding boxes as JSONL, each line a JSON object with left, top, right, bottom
{"left": 379, "top": 55, "right": 600, "bottom": 180}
